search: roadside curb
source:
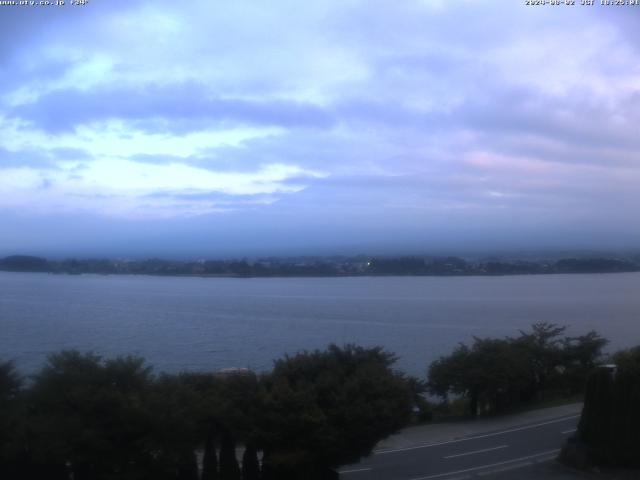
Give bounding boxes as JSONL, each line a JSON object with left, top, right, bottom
{"left": 374, "top": 403, "right": 583, "bottom": 452}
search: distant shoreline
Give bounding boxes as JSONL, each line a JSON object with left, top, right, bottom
{"left": 38, "top": 270, "right": 640, "bottom": 279}
{"left": 1, "top": 254, "right": 639, "bottom": 278}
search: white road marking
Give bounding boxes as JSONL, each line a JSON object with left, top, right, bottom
{"left": 561, "top": 428, "right": 577, "bottom": 434}
{"left": 477, "top": 461, "right": 533, "bottom": 476}
{"left": 340, "top": 467, "right": 372, "bottom": 474}
{"left": 444, "top": 445, "right": 508, "bottom": 459}
{"left": 408, "top": 449, "right": 560, "bottom": 480}
{"left": 535, "top": 455, "right": 557, "bottom": 463}
{"left": 375, "top": 415, "right": 579, "bottom": 455}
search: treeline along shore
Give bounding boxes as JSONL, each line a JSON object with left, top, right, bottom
{"left": 2, "top": 323, "right": 639, "bottom": 479}
{"left": 1, "top": 253, "right": 639, "bottom": 277}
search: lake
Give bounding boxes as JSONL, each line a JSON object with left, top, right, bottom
{"left": 1, "top": 272, "right": 639, "bottom": 377}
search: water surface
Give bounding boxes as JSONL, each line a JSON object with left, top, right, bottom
{"left": 1, "top": 272, "right": 639, "bottom": 376}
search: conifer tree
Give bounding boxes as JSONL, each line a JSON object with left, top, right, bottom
{"left": 202, "top": 430, "right": 219, "bottom": 480}
{"left": 241, "top": 444, "right": 260, "bottom": 480}
{"left": 219, "top": 431, "right": 241, "bottom": 480}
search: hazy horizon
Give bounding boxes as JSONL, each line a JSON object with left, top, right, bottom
{"left": 2, "top": 245, "right": 640, "bottom": 263}
{"left": 2, "top": 2, "right": 639, "bottom": 256}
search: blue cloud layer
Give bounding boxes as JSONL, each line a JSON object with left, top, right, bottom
{"left": 1, "top": 0, "right": 639, "bottom": 254}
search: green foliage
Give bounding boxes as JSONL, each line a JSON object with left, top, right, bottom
{"left": 428, "top": 343, "right": 471, "bottom": 398}
{"left": 612, "top": 345, "right": 640, "bottom": 374}
{"left": 241, "top": 444, "right": 260, "bottom": 480}
{"left": 2, "top": 344, "right": 414, "bottom": 479}
{"left": 578, "top": 346, "right": 640, "bottom": 467}
{"left": 431, "top": 398, "right": 470, "bottom": 418}
{"left": 28, "top": 351, "right": 156, "bottom": 479}
{"left": 561, "top": 331, "right": 609, "bottom": 394}
{"left": 201, "top": 431, "right": 219, "bottom": 480}
{"left": 368, "top": 257, "right": 427, "bottom": 275}
{"left": 428, "top": 323, "right": 608, "bottom": 416}
{"left": 429, "top": 339, "right": 528, "bottom": 415}
{"left": 176, "top": 450, "right": 199, "bottom": 480}
{"left": 144, "top": 372, "right": 204, "bottom": 475}
{"left": 210, "top": 371, "right": 261, "bottom": 441}
{"left": 407, "top": 377, "right": 432, "bottom": 423}
{"left": 0, "top": 361, "right": 23, "bottom": 475}
{"left": 555, "top": 258, "right": 638, "bottom": 274}
{"left": 0, "top": 360, "right": 21, "bottom": 401}
{"left": 0, "top": 332, "right": 618, "bottom": 478}
{"left": 579, "top": 368, "right": 614, "bottom": 452}
{"left": 257, "top": 344, "right": 413, "bottom": 476}
{"left": 0, "top": 255, "right": 50, "bottom": 272}
{"left": 219, "top": 431, "right": 241, "bottom": 480}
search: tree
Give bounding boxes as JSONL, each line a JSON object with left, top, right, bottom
{"left": 241, "top": 444, "right": 260, "bottom": 480}
{"left": 368, "top": 257, "right": 427, "bottom": 275}
{"left": 0, "top": 255, "right": 49, "bottom": 272}
{"left": 177, "top": 450, "right": 199, "bottom": 480}
{"left": 406, "top": 376, "right": 432, "bottom": 422}
{"left": 28, "top": 351, "right": 157, "bottom": 480}
{"left": 0, "top": 361, "right": 24, "bottom": 478}
{"left": 256, "top": 344, "right": 413, "bottom": 479}
{"left": 428, "top": 338, "right": 531, "bottom": 415}
{"left": 513, "top": 322, "right": 566, "bottom": 399}
{"left": 219, "top": 431, "right": 241, "bottom": 480}
{"left": 427, "top": 324, "right": 602, "bottom": 416}
{"left": 428, "top": 343, "right": 476, "bottom": 413}
{"left": 0, "top": 361, "right": 21, "bottom": 400}
{"left": 195, "top": 370, "right": 261, "bottom": 480}
{"left": 576, "top": 346, "right": 640, "bottom": 468}
{"left": 560, "top": 331, "right": 608, "bottom": 394}
{"left": 146, "top": 372, "right": 210, "bottom": 479}
{"left": 201, "top": 429, "right": 219, "bottom": 480}
{"left": 613, "top": 345, "right": 640, "bottom": 373}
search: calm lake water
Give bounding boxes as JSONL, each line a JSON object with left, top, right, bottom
{"left": 1, "top": 272, "right": 639, "bottom": 377}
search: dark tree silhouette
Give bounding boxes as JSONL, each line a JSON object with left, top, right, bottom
{"left": 428, "top": 324, "right": 607, "bottom": 416}
{"left": 575, "top": 346, "right": 640, "bottom": 467}
{"left": 219, "top": 430, "right": 241, "bottom": 480}
{"left": 202, "top": 430, "right": 219, "bottom": 480}
{"left": 177, "top": 450, "right": 199, "bottom": 480}
{"left": 257, "top": 344, "right": 413, "bottom": 479}
{"left": 242, "top": 444, "right": 260, "bottom": 480}
{"left": 0, "top": 361, "right": 24, "bottom": 479}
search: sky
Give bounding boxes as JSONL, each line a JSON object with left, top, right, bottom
{"left": 1, "top": 0, "right": 639, "bottom": 258}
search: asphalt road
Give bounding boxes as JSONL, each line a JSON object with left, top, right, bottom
{"left": 339, "top": 413, "right": 580, "bottom": 480}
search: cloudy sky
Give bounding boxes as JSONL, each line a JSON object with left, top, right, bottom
{"left": 1, "top": 1, "right": 639, "bottom": 257}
